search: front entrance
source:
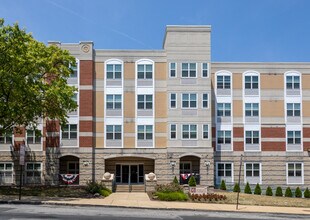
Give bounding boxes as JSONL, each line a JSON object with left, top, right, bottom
{"left": 116, "top": 164, "right": 144, "bottom": 184}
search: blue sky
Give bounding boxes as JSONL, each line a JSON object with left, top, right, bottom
{"left": 1, "top": 0, "right": 310, "bottom": 62}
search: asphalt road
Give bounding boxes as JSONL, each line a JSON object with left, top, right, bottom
{"left": 0, "top": 204, "right": 308, "bottom": 220}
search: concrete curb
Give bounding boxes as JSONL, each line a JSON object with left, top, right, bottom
{"left": 0, "top": 200, "right": 42, "bottom": 205}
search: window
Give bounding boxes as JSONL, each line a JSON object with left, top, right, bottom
{"left": 72, "top": 93, "right": 78, "bottom": 106}
{"left": 169, "top": 63, "right": 176, "bottom": 77}
{"left": 106, "top": 125, "right": 122, "bottom": 140}
{"left": 106, "top": 95, "right": 122, "bottom": 109}
{"left": 26, "top": 129, "right": 41, "bottom": 144}
{"left": 0, "top": 132, "right": 12, "bottom": 144}
{"left": 170, "top": 124, "right": 176, "bottom": 139}
{"left": 25, "top": 163, "right": 41, "bottom": 184}
{"left": 202, "top": 63, "right": 208, "bottom": 77}
{"left": 286, "top": 75, "right": 300, "bottom": 89}
{"left": 217, "top": 75, "right": 230, "bottom": 89}
{"left": 67, "top": 162, "right": 79, "bottom": 174}
{"left": 287, "top": 131, "right": 301, "bottom": 144}
{"left": 181, "top": 63, "right": 196, "bottom": 77}
{"left": 107, "top": 64, "right": 122, "bottom": 79}
{"left": 245, "top": 131, "right": 259, "bottom": 144}
{"left": 217, "top": 131, "right": 231, "bottom": 144}
{"left": 69, "top": 64, "right": 77, "bottom": 78}
{"left": 217, "top": 163, "right": 232, "bottom": 177}
{"left": 182, "top": 93, "right": 197, "bottom": 108}
{"left": 62, "top": 124, "right": 77, "bottom": 140}
{"left": 137, "top": 64, "right": 152, "bottom": 79}
{"left": 137, "top": 125, "right": 153, "bottom": 140}
{"left": 245, "top": 103, "right": 259, "bottom": 117}
{"left": 245, "top": 163, "right": 260, "bottom": 177}
{"left": 287, "top": 163, "right": 302, "bottom": 177}
{"left": 287, "top": 103, "right": 300, "bottom": 117}
{"left": 202, "top": 93, "right": 208, "bottom": 108}
{"left": 137, "top": 95, "right": 152, "bottom": 110}
{"left": 180, "top": 162, "right": 191, "bottom": 174}
{"left": 0, "top": 163, "right": 13, "bottom": 184}
{"left": 182, "top": 124, "right": 197, "bottom": 139}
{"left": 203, "top": 125, "right": 209, "bottom": 139}
{"left": 170, "top": 93, "right": 177, "bottom": 109}
{"left": 245, "top": 75, "right": 258, "bottom": 89}
{"left": 217, "top": 103, "right": 231, "bottom": 117}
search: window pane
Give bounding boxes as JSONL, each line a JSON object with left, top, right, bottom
{"left": 70, "top": 125, "right": 77, "bottom": 131}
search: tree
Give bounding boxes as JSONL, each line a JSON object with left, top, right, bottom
{"left": 285, "top": 187, "right": 292, "bottom": 197}
{"left": 265, "top": 186, "right": 273, "bottom": 196}
{"left": 173, "top": 176, "right": 179, "bottom": 185}
{"left": 304, "top": 188, "right": 310, "bottom": 198}
{"left": 295, "top": 187, "right": 302, "bottom": 198}
{"left": 0, "top": 19, "right": 77, "bottom": 133}
{"left": 254, "top": 183, "right": 262, "bottom": 195}
{"left": 244, "top": 182, "right": 252, "bottom": 194}
{"left": 220, "top": 180, "right": 226, "bottom": 190}
{"left": 275, "top": 187, "right": 283, "bottom": 197}
{"left": 233, "top": 183, "right": 240, "bottom": 192}
{"left": 188, "top": 176, "right": 196, "bottom": 187}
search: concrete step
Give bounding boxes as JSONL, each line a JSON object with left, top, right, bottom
{"left": 115, "top": 185, "right": 145, "bottom": 192}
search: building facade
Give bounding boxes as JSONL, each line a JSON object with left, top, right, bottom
{"left": 0, "top": 25, "right": 309, "bottom": 191}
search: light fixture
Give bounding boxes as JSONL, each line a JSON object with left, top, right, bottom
{"left": 169, "top": 160, "right": 176, "bottom": 167}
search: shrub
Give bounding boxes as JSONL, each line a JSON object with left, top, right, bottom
{"left": 285, "top": 187, "right": 293, "bottom": 197}
{"left": 265, "top": 186, "right": 273, "bottom": 196}
{"left": 155, "top": 183, "right": 183, "bottom": 193}
{"left": 155, "top": 191, "right": 188, "bottom": 201}
{"left": 220, "top": 180, "right": 226, "bottom": 190}
{"left": 188, "top": 176, "right": 197, "bottom": 187}
{"left": 295, "top": 187, "right": 302, "bottom": 198}
{"left": 244, "top": 182, "right": 252, "bottom": 194}
{"left": 233, "top": 183, "right": 240, "bottom": 192}
{"left": 173, "top": 176, "right": 179, "bottom": 185}
{"left": 304, "top": 188, "right": 310, "bottom": 198}
{"left": 99, "top": 188, "right": 112, "bottom": 197}
{"left": 85, "top": 181, "right": 106, "bottom": 194}
{"left": 189, "top": 193, "right": 227, "bottom": 202}
{"left": 275, "top": 187, "right": 283, "bottom": 197}
{"left": 254, "top": 183, "right": 262, "bottom": 195}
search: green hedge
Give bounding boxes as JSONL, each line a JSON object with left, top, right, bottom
{"left": 100, "top": 188, "right": 112, "bottom": 197}
{"left": 155, "top": 191, "right": 188, "bottom": 201}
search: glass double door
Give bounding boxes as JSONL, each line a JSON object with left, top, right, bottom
{"left": 116, "top": 164, "right": 144, "bottom": 184}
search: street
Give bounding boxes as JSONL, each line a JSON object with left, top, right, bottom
{"left": 0, "top": 204, "right": 308, "bottom": 220}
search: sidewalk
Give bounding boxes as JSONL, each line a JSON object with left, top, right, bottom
{"left": 2, "top": 193, "right": 310, "bottom": 215}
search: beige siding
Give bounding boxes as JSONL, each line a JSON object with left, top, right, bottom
{"left": 124, "top": 92, "right": 135, "bottom": 118}
{"left": 155, "top": 62, "right": 167, "bottom": 80}
{"left": 124, "top": 63, "right": 135, "bottom": 80}
{"left": 95, "top": 62, "right": 104, "bottom": 79}
{"left": 261, "top": 100, "right": 284, "bottom": 117}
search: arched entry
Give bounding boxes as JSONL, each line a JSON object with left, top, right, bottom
{"left": 179, "top": 155, "right": 200, "bottom": 185}
{"left": 59, "top": 155, "right": 79, "bottom": 185}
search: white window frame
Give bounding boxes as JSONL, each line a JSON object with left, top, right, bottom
{"left": 181, "top": 63, "right": 197, "bottom": 78}
{"left": 217, "top": 130, "right": 231, "bottom": 145}
{"left": 61, "top": 124, "right": 78, "bottom": 140}
{"left": 26, "top": 129, "right": 42, "bottom": 144}
{"left": 106, "top": 94, "right": 122, "bottom": 110}
{"left": 217, "top": 103, "right": 231, "bottom": 117}
{"left": 245, "top": 130, "right": 260, "bottom": 145}
{"left": 25, "top": 162, "right": 42, "bottom": 184}
{"left": 217, "top": 75, "right": 231, "bottom": 89}
{"left": 286, "top": 75, "right": 300, "bottom": 90}
{"left": 169, "top": 62, "right": 177, "bottom": 78}
{"left": 202, "top": 93, "right": 209, "bottom": 108}
{"left": 181, "top": 93, "right": 197, "bottom": 109}
{"left": 244, "top": 162, "right": 262, "bottom": 184}
{"left": 137, "top": 63, "right": 153, "bottom": 80}
{"left": 137, "top": 125, "right": 153, "bottom": 140}
{"left": 0, "top": 162, "right": 13, "bottom": 184}
{"left": 182, "top": 124, "right": 197, "bottom": 140}
{"left": 286, "top": 103, "right": 300, "bottom": 117}
{"left": 202, "top": 124, "right": 209, "bottom": 140}
{"left": 216, "top": 162, "right": 233, "bottom": 178}
{"left": 106, "top": 125, "right": 122, "bottom": 140}
{"left": 201, "top": 63, "right": 209, "bottom": 78}
{"left": 244, "top": 75, "right": 259, "bottom": 89}
{"left": 0, "top": 132, "right": 13, "bottom": 144}
{"left": 286, "top": 162, "right": 304, "bottom": 185}
{"left": 245, "top": 103, "right": 259, "bottom": 117}
{"left": 69, "top": 61, "right": 78, "bottom": 78}
{"left": 106, "top": 63, "right": 122, "bottom": 80}
{"left": 137, "top": 94, "right": 153, "bottom": 110}
{"left": 180, "top": 161, "right": 192, "bottom": 174}
{"left": 170, "top": 124, "right": 177, "bottom": 140}
{"left": 170, "top": 93, "right": 177, "bottom": 109}
{"left": 287, "top": 130, "right": 301, "bottom": 145}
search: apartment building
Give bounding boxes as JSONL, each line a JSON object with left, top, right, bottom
{"left": 0, "top": 25, "right": 309, "bottom": 191}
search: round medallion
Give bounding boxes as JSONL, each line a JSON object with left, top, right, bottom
{"left": 82, "top": 44, "right": 90, "bottom": 53}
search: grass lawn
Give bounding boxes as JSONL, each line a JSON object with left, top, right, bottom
{"left": 193, "top": 191, "right": 310, "bottom": 208}
{"left": 0, "top": 186, "right": 89, "bottom": 198}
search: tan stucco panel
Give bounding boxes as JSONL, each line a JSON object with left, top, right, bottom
{"left": 96, "top": 137, "right": 104, "bottom": 148}
{"left": 155, "top": 92, "right": 167, "bottom": 118}
{"left": 303, "top": 75, "right": 310, "bottom": 89}
{"left": 233, "top": 100, "right": 243, "bottom": 117}
{"left": 261, "top": 75, "right": 284, "bottom": 89}
{"left": 124, "top": 137, "right": 135, "bottom": 148}
{"left": 261, "top": 100, "right": 284, "bottom": 117}
{"left": 155, "top": 62, "right": 167, "bottom": 80}
{"left": 124, "top": 92, "right": 135, "bottom": 118}
{"left": 124, "top": 122, "right": 135, "bottom": 133}
{"left": 303, "top": 101, "right": 310, "bottom": 116}
{"left": 155, "top": 122, "right": 167, "bottom": 133}
{"left": 96, "top": 122, "right": 104, "bottom": 133}
{"left": 233, "top": 74, "right": 242, "bottom": 89}
{"left": 155, "top": 137, "right": 167, "bottom": 148}
{"left": 124, "top": 63, "right": 135, "bottom": 80}
{"left": 95, "top": 62, "right": 104, "bottom": 79}
{"left": 95, "top": 91, "right": 104, "bottom": 117}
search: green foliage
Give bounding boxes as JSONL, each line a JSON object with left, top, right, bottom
{"left": 99, "top": 188, "right": 112, "bottom": 197}
{"left": 295, "top": 187, "right": 302, "bottom": 198}
{"left": 155, "top": 183, "right": 183, "bottom": 193}
{"left": 0, "top": 19, "right": 77, "bottom": 133}
{"left": 85, "top": 181, "right": 106, "bottom": 194}
{"left": 304, "top": 188, "right": 310, "bottom": 198}
{"left": 254, "top": 183, "right": 262, "bottom": 195}
{"left": 190, "top": 193, "right": 227, "bottom": 202}
{"left": 244, "top": 182, "right": 252, "bottom": 194}
{"left": 275, "top": 187, "right": 283, "bottom": 197}
{"left": 155, "top": 191, "right": 188, "bottom": 201}
{"left": 188, "top": 176, "right": 197, "bottom": 187}
{"left": 220, "top": 180, "right": 226, "bottom": 190}
{"left": 265, "top": 186, "right": 273, "bottom": 196}
{"left": 173, "top": 176, "right": 179, "bottom": 185}
{"left": 233, "top": 183, "right": 240, "bottom": 192}
{"left": 285, "top": 187, "right": 293, "bottom": 197}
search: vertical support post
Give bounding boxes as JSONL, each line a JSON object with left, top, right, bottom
{"left": 19, "top": 165, "right": 22, "bottom": 200}
{"left": 236, "top": 154, "right": 243, "bottom": 210}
